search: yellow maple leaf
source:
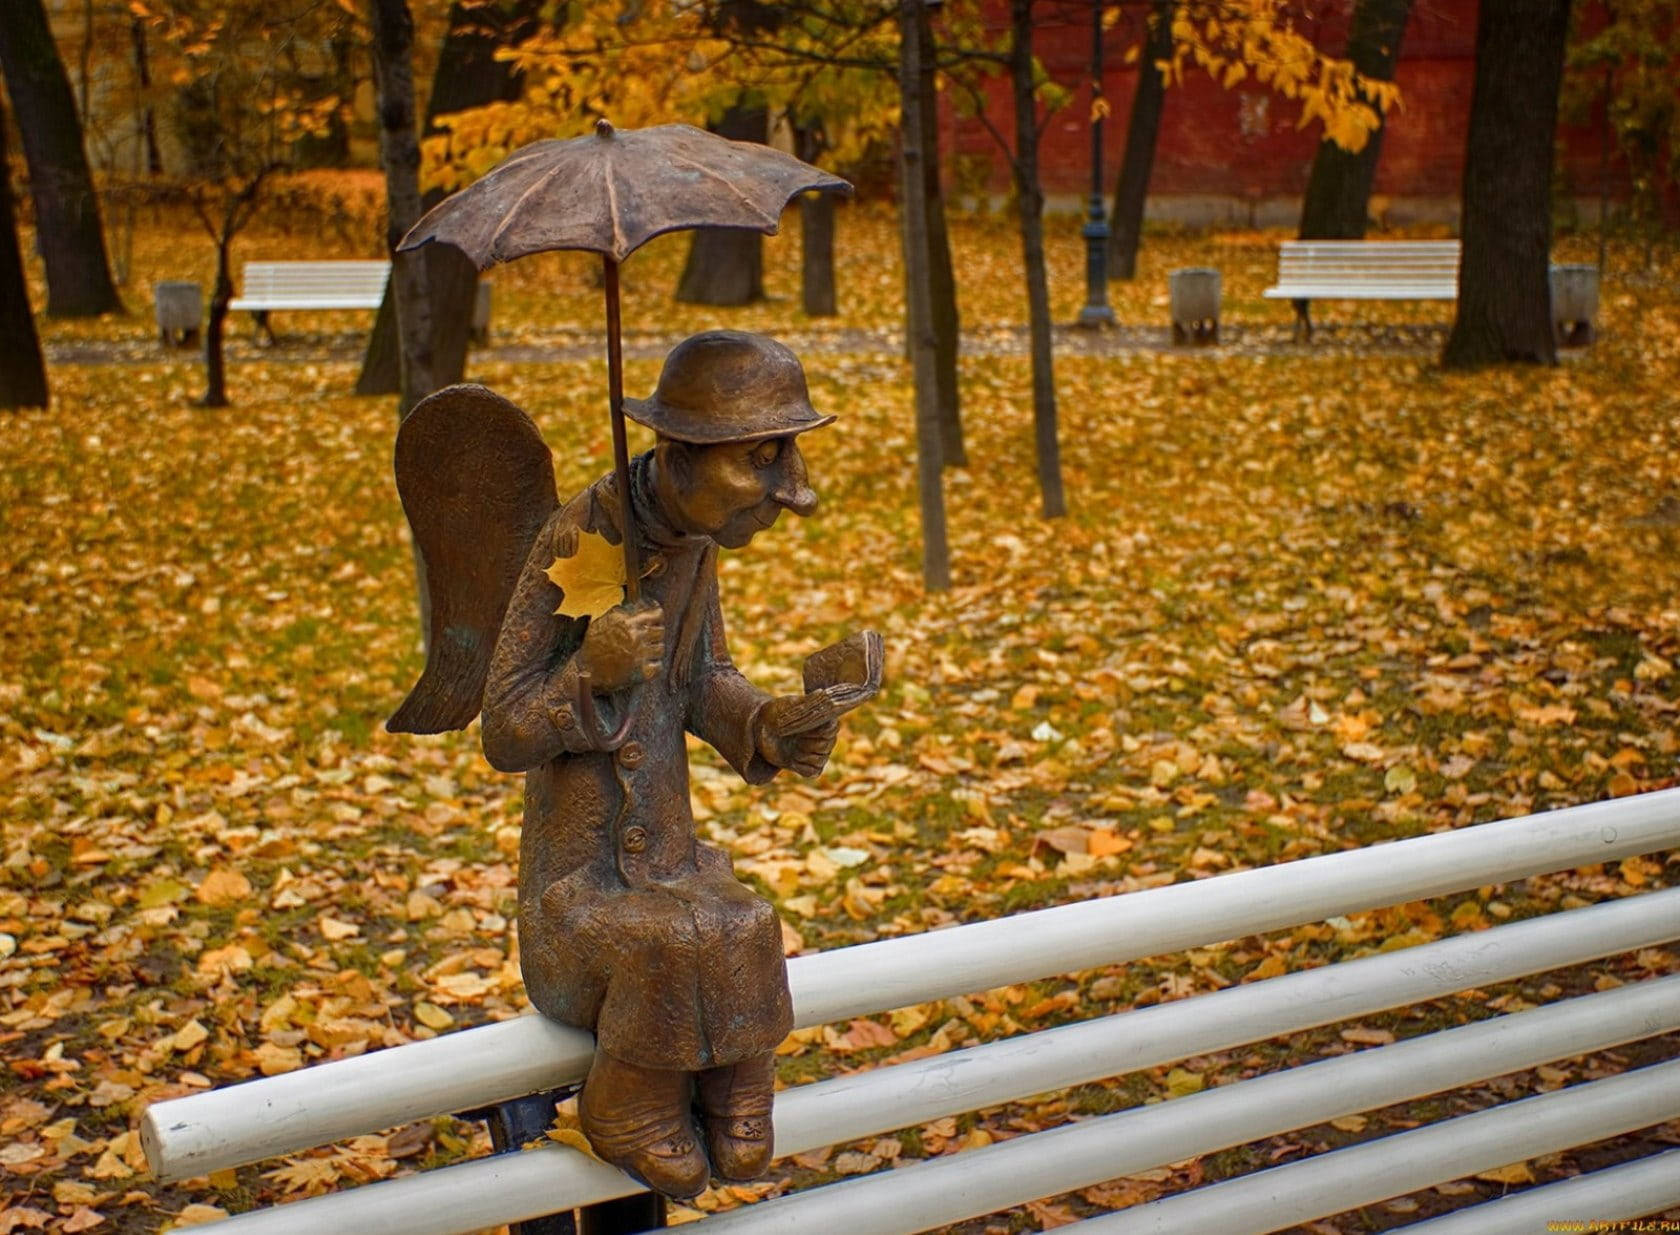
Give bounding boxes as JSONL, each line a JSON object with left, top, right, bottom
{"left": 543, "top": 528, "right": 625, "bottom": 620}
{"left": 543, "top": 1126, "right": 600, "bottom": 1158}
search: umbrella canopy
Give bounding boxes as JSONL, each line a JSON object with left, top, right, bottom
{"left": 398, "top": 119, "right": 851, "bottom": 268}
{"left": 390, "top": 118, "right": 850, "bottom": 634}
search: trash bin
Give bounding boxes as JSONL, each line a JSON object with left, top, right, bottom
{"left": 1549, "top": 264, "right": 1599, "bottom": 347}
{"left": 155, "top": 281, "right": 202, "bottom": 348}
{"left": 1170, "top": 268, "right": 1221, "bottom": 345}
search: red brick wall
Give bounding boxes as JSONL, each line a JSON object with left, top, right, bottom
{"left": 938, "top": 0, "right": 1616, "bottom": 215}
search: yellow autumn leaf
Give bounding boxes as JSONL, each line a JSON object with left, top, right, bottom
{"left": 545, "top": 1126, "right": 600, "bottom": 1158}
{"left": 1165, "top": 1067, "right": 1204, "bottom": 1098}
{"left": 1475, "top": 1161, "right": 1534, "bottom": 1185}
{"left": 317, "top": 914, "right": 360, "bottom": 941}
{"left": 414, "top": 1001, "right": 454, "bottom": 1030}
{"left": 544, "top": 528, "right": 625, "bottom": 620}
{"left": 1088, "top": 828, "right": 1133, "bottom": 858}
{"left": 171, "top": 1204, "right": 231, "bottom": 1228}
{"left": 196, "top": 867, "right": 252, "bottom": 907}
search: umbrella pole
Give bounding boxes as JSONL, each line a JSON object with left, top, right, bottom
{"left": 603, "top": 255, "right": 642, "bottom": 604}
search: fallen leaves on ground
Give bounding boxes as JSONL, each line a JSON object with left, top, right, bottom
{"left": 1, "top": 207, "right": 1676, "bottom": 1232}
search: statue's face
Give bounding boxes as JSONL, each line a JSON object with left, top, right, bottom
{"left": 662, "top": 435, "right": 818, "bottom": 549}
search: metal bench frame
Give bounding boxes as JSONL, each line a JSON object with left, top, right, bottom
{"left": 142, "top": 789, "right": 1680, "bottom": 1235}
{"left": 1262, "top": 240, "right": 1461, "bottom": 340}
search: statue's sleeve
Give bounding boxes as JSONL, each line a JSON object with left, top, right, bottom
{"left": 686, "top": 572, "right": 778, "bottom": 786}
{"left": 480, "top": 508, "right": 610, "bottom": 773}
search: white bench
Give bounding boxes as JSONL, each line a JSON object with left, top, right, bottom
{"left": 228, "top": 261, "right": 393, "bottom": 341}
{"left": 227, "top": 260, "right": 494, "bottom": 345}
{"left": 141, "top": 789, "right": 1680, "bottom": 1234}
{"left": 1263, "top": 240, "right": 1460, "bottom": 340}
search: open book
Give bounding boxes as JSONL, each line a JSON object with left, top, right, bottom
{"left": 771, "top": 631, "right": 884, "bottom": 736}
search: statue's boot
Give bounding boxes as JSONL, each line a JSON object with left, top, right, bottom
{"left": 578, "top": 1051, "right": 709, "bottom": 1199}
{"left": 697, "top": 1054, "right": 776, "bottom": 1181}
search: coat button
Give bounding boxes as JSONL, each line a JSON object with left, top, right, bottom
{"left": 551, "top": 702, "right": 575, "bottom": 730}
{"left": 617, "top": 740, "right": 645, "bottom": 769}
{"left": 622, "top": 825, "right": 648, "bottom": 854}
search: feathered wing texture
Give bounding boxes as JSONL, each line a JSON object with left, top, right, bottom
{"left": 388, "top": 384, "right": 558, "bottom": 734}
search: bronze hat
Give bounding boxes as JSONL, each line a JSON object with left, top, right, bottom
{"left": 623, "top": 330, "right": 835, "bottom": 445}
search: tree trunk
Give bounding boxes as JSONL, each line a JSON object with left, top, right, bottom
{"left": 1010, "top": 0, "right": 1065, "bottom": 519}
{"left": 202, "top": 229, "right": 233, "bottom": 408}
{"left": 297, "top": 36, "right": 356, "bottom": 167}
{"left": 1107, "top": 0, "right": 1173, "bottom": 280}
{"left": 355, "top": 245, "right": 476, "bottom": 399}
{"left": 355, "top": 0, "right": 540, "bottom": 396}
{"left": 0, "top": 0, "right": 122, "bottom": 316}
{"left": 796, "top": 126, "right": 837, "bottom": 317}
{"left": 130, "top": 17, "right": 163, "bottom": 176}
{"left": 799, "top": 190, "right": 836, "bottom": 316}
{"left": 0, "top": 106, "right": 48, "bottom": 410}
{"left": 369, "top": 0, "right": 435, "bottom": 418}
{"left": 919, "top": 0, "right": 965, "bottom": 469}
{"left": 77, "top": 0, "right": 94, "bottom": 128}
{"left": 1442, "top": 0, "right": 1572, "bottom": 370}
{"left": 898, "top": 0, "right": 951, "bottom": 591}
{"left": 369, "top": 0, "right": 441, "bottom": 648}
{"left": 676, "top": 101, "right": 767, "bottom": 305}
{"left": 1298, "top": 0, "right": 1414, "bottom": 239}
{"left": 356, "top": 293, "right": 403, "bottom": 395}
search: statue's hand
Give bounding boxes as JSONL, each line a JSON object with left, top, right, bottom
{"left": 755, "top": 694, "right": 840, "bottom": 779}
{"left": 578, "top": 600, "right": 664, "bottom": 692}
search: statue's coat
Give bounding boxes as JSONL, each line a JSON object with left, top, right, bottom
{"left": 481, "top": 455, "right": 793, "bottom": 1071}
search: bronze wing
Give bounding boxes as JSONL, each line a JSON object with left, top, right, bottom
{"left": 388, "top": 383, "right": 558, "bottom": 734}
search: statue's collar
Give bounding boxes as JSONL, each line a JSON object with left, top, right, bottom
{"left": 594, "top": 452, "right": 694, "bottom": 553}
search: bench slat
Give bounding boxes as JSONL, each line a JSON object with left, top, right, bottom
{"left": 144, "top": 790, "right": 1680, "bottom": 1183}
{"left": 681, "top": 982, "right": 1680, "bottom": 1235}
{"left": 1263, "top": 287, "right": 1458, "bottom": 300}
{"left": 1274, "top": 265, "right": 1460, "bottom": 274}
{"left": 1277, "top": 241, "right": 1461, "bottom": 251}
{"left": 1399, "top": 1147, "right": 1680, "bottom": 1235}
{"left": 1071, "top": 1067, "right": 1680, "bottom": 1235}
{"left": 229, "top": 298, "right": 388, "bottom": 311}
{"left": 188, "top": 976, "right": 1680, "bottom": 1234}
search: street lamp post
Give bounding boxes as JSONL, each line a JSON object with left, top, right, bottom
{"left": 1077, "top": 0, "right": 1115, "bottom": 328}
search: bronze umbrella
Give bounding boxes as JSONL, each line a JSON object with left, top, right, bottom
{"left": 397, "top": 118, "right": 851, "bottom": 602}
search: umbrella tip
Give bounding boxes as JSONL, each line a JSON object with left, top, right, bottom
{"left": 595, "top": 118, "right": 614, "bottom": 139}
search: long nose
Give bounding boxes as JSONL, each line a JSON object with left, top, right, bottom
{"left": 771, "top": 443, "right": 818, "bottom": 518}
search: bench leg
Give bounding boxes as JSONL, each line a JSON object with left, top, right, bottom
{"left": 251, "top": 310, "right": 276, "bottom": 347}
{"left": 578, "top": 1193, "right": 666, "bottom": 1235}
{"left": 472, "top": 1088, "right": 667, "bottom": 1233}
{"left": 1559, "top": 319, "right": 1594, "bottom": 348}
{"left": 474, "top": 1090, "right": 580, "bottom": 1234}
{"left": 1291, "top": 298, "right": 1312, "bottom": 343}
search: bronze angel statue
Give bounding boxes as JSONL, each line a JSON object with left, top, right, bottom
{"left": 388, "top": 329, "right": 881, "bottom": 1199}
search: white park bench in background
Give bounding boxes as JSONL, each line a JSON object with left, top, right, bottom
{"left": 226, "top": 261, "right": 493, "bottom": 344}
{"left": 228, "top": 261, "right": 393, "bottom": 342}
{"left": 1263, "top": 240, "right": 1462, "bottom": 341}
{"left": 139, "top": 788, "right": 1680, "bottom": 1235}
